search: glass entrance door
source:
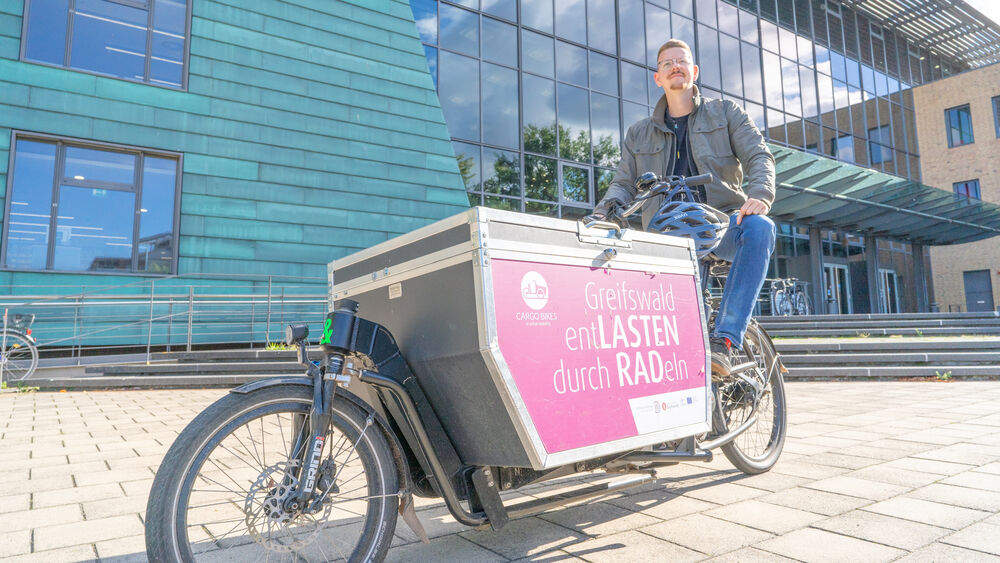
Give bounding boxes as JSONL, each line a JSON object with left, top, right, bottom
{"left": 823, "top": 264, "right": 852, "bottom": 314}
{"left": 879, "top": 269, "right": 900, "bottom": 313}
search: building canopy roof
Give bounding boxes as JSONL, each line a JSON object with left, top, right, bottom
{"left": 842, "top": 0, "right": 1000, "bottom": 68}
{"left": 769, "top": 145, "right": 1000, "bottom": 245}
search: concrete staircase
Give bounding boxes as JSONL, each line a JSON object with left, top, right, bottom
{"left": 760, "top": 312, "right": 1000, "bottom": 380}
{"left": 758, "top": 311, "right": 1000, "bottom": 338}
{"left": 773, "top": 337, "right": 1000, "bottom": 380}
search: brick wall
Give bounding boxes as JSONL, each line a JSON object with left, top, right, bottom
{"left": 913, "top": 63, "right": 1000, "bottom": 311}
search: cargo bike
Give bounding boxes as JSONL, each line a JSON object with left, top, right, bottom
{"left": 146, "top": 174, "right": 787, "bottom": 562}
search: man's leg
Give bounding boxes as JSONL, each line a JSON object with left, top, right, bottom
{"left": 710, "top": 214, "right": 776, "bottom": 348}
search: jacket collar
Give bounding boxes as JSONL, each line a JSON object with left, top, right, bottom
{"left": 651, "top": 85, "right": 704, "bottom": 132}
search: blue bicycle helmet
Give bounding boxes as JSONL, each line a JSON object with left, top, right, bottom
{"left": 648, "top": 200, "right": 727, "bottom": 257}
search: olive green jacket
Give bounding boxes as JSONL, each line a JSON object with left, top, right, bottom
{"left": 600, "top": 87, "right": 776, "bottom": 229}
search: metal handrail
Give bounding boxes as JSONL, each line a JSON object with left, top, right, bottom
{"left": 1, "top": 274, "right": 329, "bottom": 364}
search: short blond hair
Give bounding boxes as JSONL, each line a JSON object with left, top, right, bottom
{"left": 656, "top": 39, "right": 693, "bottom": 61}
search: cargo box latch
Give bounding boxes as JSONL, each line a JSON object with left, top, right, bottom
{"left": 576, "top": 220, "right": 632, "bottom": 249}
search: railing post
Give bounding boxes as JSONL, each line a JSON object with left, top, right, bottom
{"left": 146, "top": 280, "right": 155, "bottom": 365}
{"left": 74, "top": 295, "right": 82, "bottom": 364}
{"left": 166, "top": 301, "right": 173, "bottom": 352}
{"left": 250, "top": 297, "right": 256, "bottom": 349}
{"left": 186, "top": 286, "right": 194, "bottom": 353}
{"left": 265, "top": 276, "right": 273, "bottom": 344}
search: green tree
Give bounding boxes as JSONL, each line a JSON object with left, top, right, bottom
{"left": 455, "top": 151, "right": 478, "bottom": 191}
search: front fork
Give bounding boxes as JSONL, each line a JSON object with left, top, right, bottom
{"left": 284, "top": 351, "right": 345, "bottom": 513}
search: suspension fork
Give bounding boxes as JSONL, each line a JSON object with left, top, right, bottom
{"left": 285, "top": 351, "right": 345, "bottom": 512}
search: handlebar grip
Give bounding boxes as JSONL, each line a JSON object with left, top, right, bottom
{"left": 685, "top": 173, "right": 713, "bottom": 186}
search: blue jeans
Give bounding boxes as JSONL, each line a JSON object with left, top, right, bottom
{"left": 710, "top": 214, "right": 776, "bottom": 348}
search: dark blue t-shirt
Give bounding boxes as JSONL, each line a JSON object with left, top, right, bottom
{"left": 664, "top": 113, "right": 705, "bottom": 203}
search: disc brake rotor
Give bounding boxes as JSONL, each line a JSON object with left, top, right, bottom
{"left": 244, "top": 460, "right": 333, "bottom": 552}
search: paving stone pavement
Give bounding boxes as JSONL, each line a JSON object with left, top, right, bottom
{"left": 2, "top": 382, "right": 1000, "bottom": 562}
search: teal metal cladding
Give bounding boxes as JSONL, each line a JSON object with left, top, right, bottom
{"left": 0, "top": 0, "right": 466, "bottom": 285}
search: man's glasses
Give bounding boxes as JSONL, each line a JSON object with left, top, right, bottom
{"left": 657, "top": 57, "right": 692, "bottom": 70}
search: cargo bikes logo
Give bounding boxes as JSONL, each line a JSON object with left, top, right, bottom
{"left": 520, "top": 271, "right": 549, "bottom": 310}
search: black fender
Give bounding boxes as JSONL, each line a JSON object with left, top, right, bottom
{"left": 230, "top": 377, "right": 415, "bottom": 495}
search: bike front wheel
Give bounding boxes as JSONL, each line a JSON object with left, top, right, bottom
{"left": 772, "top": 291, "right": 792, "bottom": 316}
{"left": 714, "top": 322, "right": 786, "bottom": 474}
{"left": 0, "top": 330, "right": 38, "bottom": 382}
{"left": 145, "top": 385, "right": 399, "bottom": 562}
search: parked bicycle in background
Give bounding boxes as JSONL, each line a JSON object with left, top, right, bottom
{"left": 0, "top": 309, "right": 38, "bottom": 385}
{"left": 769, "top": 278, "right": 811, "bottom": 316}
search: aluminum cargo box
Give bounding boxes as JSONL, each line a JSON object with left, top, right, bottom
{"left": 329, "top": 207, "right": 711, "bottom": 470}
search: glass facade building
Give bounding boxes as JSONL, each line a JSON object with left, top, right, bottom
{"left": 411, "top": 0, "right": 973, "bottom": 314}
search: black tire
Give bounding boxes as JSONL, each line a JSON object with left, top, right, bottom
{"left": 715, "top": 322, "right": 786, "bottom": 474}
{"left": 1, "top": 330, "right": 38, "bottom": 383}
{"left": 146, "top": 385, "right": 398, "bottom": 562}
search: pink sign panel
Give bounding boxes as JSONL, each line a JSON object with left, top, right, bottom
{"left": 492, "top": 259, "right": 708, "bottom": 454}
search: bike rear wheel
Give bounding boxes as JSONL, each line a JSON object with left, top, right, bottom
{"left": 145, "top": 385, "right": 399, "bottom": 562}
{"left": 0, "top": 330, "right": 38, "bottom": 383}
{"left": 714, "top": 322, "right": 786, "bottom": 474}
{"left": 792, "top": 290, "right": 811, "bottom": 315}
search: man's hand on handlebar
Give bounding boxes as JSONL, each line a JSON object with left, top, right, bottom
{"left": 736, "top": 197, "right": 770, "bottom": 225}
{"left": 583, "top": 198, "right": 627, "bottom": 228}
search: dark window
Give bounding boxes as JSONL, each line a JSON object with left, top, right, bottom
{"left": 522, "top": 0, "right": 554, "bottom": 33}
{"left": 618, "top": 0, "right": 645, "bottom": 63}
{"left": 522, "top": 75, "right": 557, "bottom": 155}
{"left": 993, "top": 96, "right": 1000, "bottom": 138}
{"left": 555, "top": 0, "right": 587, "bottom": 44}
{"left": 438, "top": 51, "right": 480, "bottom": 141}
{"left": 831, "top": 134, "right": 854, "bottom": 163}
{"left": 589, "top": 51, "right": 618, "bottom": 96}
{"left": 953, "top": 180, "right": 981, "bottom": 200}
{"left": 868, "top": 125, "right": 892, "bottom": 164}
{"left": 481, "top": 0, "right": 516, "bottom": 21}
{"left": 521, "top": 29, "right": 554, "bottom": 78}
{"left": 3, "top": 136, "right": 179, "bottom": 274}
{"left": 556, "top": 41, "right": 588, "bottom": 87}
{"left": 557, "top": 83, "right": 591, "bottom": 162}
{"left": 945, "top": 104, "right": 974, "bottom": 147}
{"left": 453, "top": 141, "right": 481, "bottom": 192}
{"left": 482, "top": 17, "right": 517, "bottom": 67}
{"left": 440, "top": 3, "right": 478, "bottom": 56}
{"left": 23, "top": 0, "right": 190, "bottom": 88}
{"left": 481, "top": 63, "right": 519, "bottom": 149}
{"left": 587, "top": 0, "right": 617, "bottom": 54}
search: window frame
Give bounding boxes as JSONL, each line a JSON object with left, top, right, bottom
{"left": 952, "top": 179, "right": 981, "bottom": 200}
{"left": 867, "top": 124, "right": 892, "bottom": 164}
{"left": 944, "top": 103, "right": 974, "bottom": 148}
{"left": 2, "top": 131, "right": 183, "bottom": 276}
{"left": 993, "top": 95, "right": 1000, "bottom": 139}
{"left": 19, "top": 0, "right": 194, "bottom": 91}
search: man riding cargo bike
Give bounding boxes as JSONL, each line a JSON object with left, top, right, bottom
{"left": 145, "top": 39, "right": 786, "bottom": 562}
{"left": 586, "top": 38, "right": 777, "bottom": 380}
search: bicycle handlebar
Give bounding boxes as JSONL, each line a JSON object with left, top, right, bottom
{"left": 578, "top": 172, "right": 720, "bottom": 234}
{"left": 619, "top": 172, "right": 717, "bottom": 220}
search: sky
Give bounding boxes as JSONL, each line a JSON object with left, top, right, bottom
{"left": 963, "top": 0, "right": 1000, "bottom": 27}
